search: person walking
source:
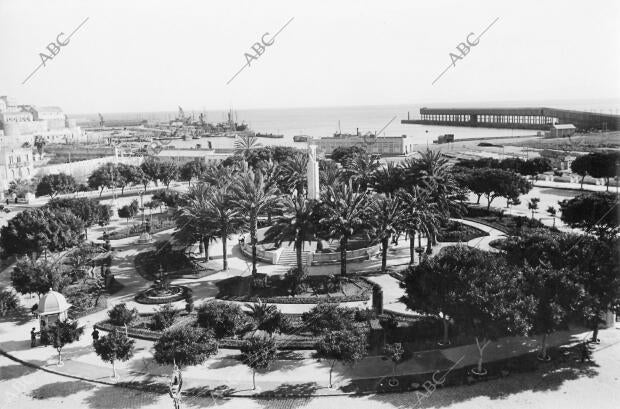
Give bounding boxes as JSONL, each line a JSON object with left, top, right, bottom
{"left": 30, "top": 328, "right": 37, "bottom": 348}
{"left": 91, "top": 328, "right": 99, "bottom": 342}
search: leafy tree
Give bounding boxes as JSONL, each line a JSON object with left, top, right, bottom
{"left": 230, "top": 166, "right": 281, "bottom": 276}
{"left": 117, "top": 164, "right": 143, "bottom": 194}
{"left": 330, "top": 146, "right": 366, "bottom": 166}
{"left": 0, "top": 289, "right": 19, "bottom": 317}
{"left": 521, "top": 157, "right": 552, "bottom": 180}
{"left": 88, "top": 163, "right": 119, "bottom": 196}
{"left": 570, "top": 154, "right": 592, "bottom": 189}
{"left": 528, "top": 197, "right": 540, "bottom": 219}
{"left": 140, "top": 159, "right": 163, "bottom": 187}
{"left": 150, "top": 303, "right": 178, "bottom": 331}
{"left": 315, "top": 328, "right": 368, "bottom": 388}
{"left": 264, "top": 195, "right": 317, "bottom": 272}
{"left": 301, "top": 303, "right": 355, "bottom": 335}
{"left": 93, "top": 328, "right": 136, "bottom": 378}
{"left": 118, "top": 200, "right": 139, "bottom": 224}
{"left": 547, "top": 206, "right": 557, "bottom": 227}
{"left": 0, "top": 208, "right": 84, "bottom": 257}
{"left": 180, "top": 161, "right": 209, "bottom": 186}
{"left": 522, "top": 265, "right": 580, "bottom": 360}
{"left": 197, "top": 301, "right": 248, "bottom": 338}
{"left": 8, "top": 179, "right": 34, "bottom": 198}
{"left": 108, "top": 303, "right": 138, "bottom": 326}
{"left": 240, "top": 336, "right": 278, "bottom": 390}
{"left": 11, "top": 257, "right": 69, "bottom": 296}
{"left": 367, "top": 194, "right": 404, "bottom": 272}
{"left": 559, "top": 192, "right": 619, "bottom": 239}
{"left": 152, "top": 189, "right": 182, "bottom": 208}
{"left": 462, "top": 168, "right": 531, "bottom": 210}
{"left": 319, "top": 182, "right": 370, "bottom": 276}
{"left": 47, "top": 197, "right": 111, "bottom": 238}
{"left": 159, "top": 161, "right": 180, "bottom": 188}
{"left": 154, "top": 325, "right": 218, "bottom": 369}
{"left": 46, "top": 319, "right": 84, "bottom": 366}
{"left": 587, "top": 152, "right": 620, "bottom": 191}
{"left": 35, "top": 173, "right": 77, "bottom": 198}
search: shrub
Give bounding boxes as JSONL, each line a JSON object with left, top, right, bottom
{"left": 197, "top": 301, "right": 248, "bottom": 338}
{"left": 284, "top": 266, "right": 308, "bottom": 295}
{"left": 150, "top": 303, "right": 178, "bottom": 331}
{"left": 354, "top": 308, "right": 374, "bottom": 322}
{"left": 301, "top": 303, "right": 356, "bottom": 334}
{"left": 108, "top": 303, "right": 138, "bottom": 326}
{"left": 0, "top": 290, "right": 19, "bottom": 317}
{"left": 185, "top": 294, "right": 194, "bottom": 313}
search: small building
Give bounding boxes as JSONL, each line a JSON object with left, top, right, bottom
{"left": 37, "top": 288, "right": 72, "bottom": 329}
{"left": 547, "top": 124, "right": 576, "bottom": 138}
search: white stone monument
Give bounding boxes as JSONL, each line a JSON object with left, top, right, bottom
{"left": 307, "top": 143, "right": 320, "bottom": 200}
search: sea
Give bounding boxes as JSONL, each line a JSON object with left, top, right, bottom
{"left": 70, "top": 99, "right": 620, "bottom": 151}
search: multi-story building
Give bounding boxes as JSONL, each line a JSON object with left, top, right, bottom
{"left": 0, "top": 145, "right": 34, "bottom": 191}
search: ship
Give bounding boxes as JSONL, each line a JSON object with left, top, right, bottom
{"left": 293, "top": 135, "right": 311, "bottom": 142}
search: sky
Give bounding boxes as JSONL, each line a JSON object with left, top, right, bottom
{"left": 0, "top": 0, "right": 619, "bottom": 114}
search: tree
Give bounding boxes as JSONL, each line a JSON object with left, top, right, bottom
{"left": 559, "top": 192, "right": 618, "bottom": 239}
{"left": 204, "top": 184, "right": 240, "bottom": 270}
{"left": 196, "top": 301, "right": 248, "bottom": 339}
{"left": 279, "top": 153, "right": 308, "bottom": 194}
{"left": 150, "top": 303, "right": 178, "bottom": 331}
{"left": 108, "top": 303, "right": 138, "bottom": 326}
{"left": 398, "top": 187, "right": 441, "bottom": 265}
{"left": 8, "top": 179, "right": 33, "bottom": 198}
{"left": 47, "top": 197, "right": 111, "bottom": 238}
{"left": 331, "top": 146, "right": 366, "bottom": 166}
{"left": 546, "top": 206, "right": 557, "bottom": 227}
{"left": 245, "top": 302, "right": 287, "bottom": 335}
{"left": 372, "top": 162, "right": 406, "bottom": 194}
{"left": 522, "top": 265, "right": 580, "bottom": 360}
{"left": 383, "top": 342, "right": 405, "bottom": 380}
{"left": 117, "top": 164, "right": 143, "bottom": 195}
{"left": 463, "top": 168, "right": 531, "bottom": 211}
{"left": 570, "top": 154, "right": 592, "bottom": 189}
{"left": 0, "top": 208, "right": 84, "bottom": 257}
{"left": 264, "top": 195, "right": 317, "bottom": 272}
{"left": 521, "top": 157, "right": 552, "bottom": 180}
{"left": 240, "top": 336, "right": 278, "bottom": 390}
{"left": 88, "top": 163, "right": 119, "bottom": 196}
{"left": 159, "top": 161, "right": 180, "bottom": 189}
{"left": 234, "top": 134, "right": 262, "bottom": 158}
{"left": 140, "top": 159, "right": 162, "bottom": 188}
{"left": 528, "top": 197, "right": 540, "bottom": 219}
{"left": 174, "top": 184, "right": 217, "bottom": 262}
{"left": 315, "top": 328, "right": 368, "bottom": 388}
{"left": 154, "top": 325, "right": 218, "bottom": 369}
{"left": 319, "top": 182, "right": 370, "bottom": 276}
{"left": 586, "top": 152, "right": 620, "bottom": 191}
{"left": 0, "top": 289, "right": 19, "bottom": 317}
{"left": 180, "top": 161, "right": 209, "bottom": 186}
{"left": 367, "top": 194, "right": 404, "bottom": 272}
{"left": 301, "top": 303, "right": 355, "bottom": 334}
{"left": 93, "top": 328, "right": 136, "bottom": 378}
{"left": 118, "top": 200, "right": 139, "bottom": 225}
{"left": 230, "top": 166, "right": 281, "bottom": 276}
{"left": 35, "top": 173, "right": 77, "bottom": 198}
{"left": 11, "top": 257, "right": 69, "bottom": 296}
{"left": 344, "top": 151, "right": 381, "bottom": 191}
{"left": 46, "top": 319, "right": 84, "bottom": 366}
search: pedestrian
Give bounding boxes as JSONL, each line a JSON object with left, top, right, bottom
{"left": 91, "top": 328, "right": 99, "bottom": 341}
{"left": 580, "top": 341, "right": 591, "bottom": 363}
{"left": 30, "top": 327, "right": 37, "bottom": 348}
{"left": 5, "top": 198, "right": 8, "bottom": 205}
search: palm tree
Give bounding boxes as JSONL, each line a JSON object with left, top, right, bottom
{"left": 230, "top": 167, "right": 281, "bottom": 276}
{"left": 280, "top": 153, "right": 308, "bottom": 195}
{"left": 202, "top": 165, "right": 234, "bottom": 187}
{"left": 319, "top": 182, "right": 370, "bottom": 276}
{"left": 174, "top": 183, "right": 216, "bottom": 261}
{"left": 205, "top": 184, "right": 240, "bottom": 270}
{"left": 234, "top": 134, "right": 261, "bottom": 158}
{"left": 345, "top": 151, "right": 381, "bottom": 191}
{"left": 373, "top": 162, "right": 405, "bottom": 194}
{"left": 245, "top": 302, "right": 283, "bottom": 335}
{"left": 368, "top": 194, "right": 404, "bottom": 272}
{"left": 398, "top": 187, "right": 441, "bottom": 265}
{"left": 264, "top": 195, "right": 316, "bottom": 271}
{"left": 319, "top": 160, "right": 342, "bottom": 188}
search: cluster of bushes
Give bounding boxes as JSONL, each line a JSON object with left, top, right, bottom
{"left": 197, "top": 301, "right": 250, "bottom": 338}
{"left": 134, "top": 241, "right": 193, "bottom": 280}
{"left": 436, "top": 221, "right": 488, "bottom": 242}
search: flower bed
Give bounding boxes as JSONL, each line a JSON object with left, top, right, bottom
{"left": 215, "top": 275, "right": 372, "bottom": 304}
{"left": 102, "top": 213, "right": 174, "bottom": 240}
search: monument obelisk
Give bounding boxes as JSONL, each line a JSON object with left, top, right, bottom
{"left": 307, "top": 143, "right": 320, "bottom": 200}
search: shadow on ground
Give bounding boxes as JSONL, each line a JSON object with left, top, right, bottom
{"left": 83, "top": 383, "right": 161, "bottom": 409}
{"left": 30, "top": 380, "right": 95, "bottom": 399}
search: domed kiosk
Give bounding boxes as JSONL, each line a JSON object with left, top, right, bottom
{"left": 37, "top": 288, "right": 72, "bottom": 329}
